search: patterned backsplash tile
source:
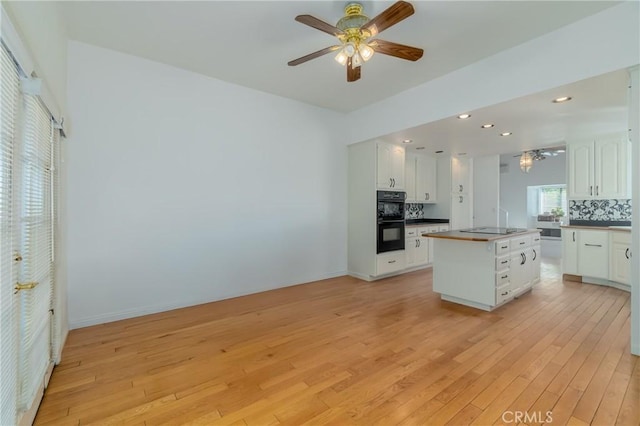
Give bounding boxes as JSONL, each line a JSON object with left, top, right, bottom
{"left": 405, "top": 203, "right": 426, "bottom": 219}
{"left": 569, "top": 199, "right": 632, "bottom": 221}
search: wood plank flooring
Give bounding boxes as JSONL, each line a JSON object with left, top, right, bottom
{"left": 34, "top": 260, "right": 638, "bottom": 425}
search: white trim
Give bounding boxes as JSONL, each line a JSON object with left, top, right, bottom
{"left": 1, "top": 4, "right": 64, "bottom": 128}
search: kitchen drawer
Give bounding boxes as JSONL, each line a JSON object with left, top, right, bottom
{"left": 611, "top": 231, "right": 631, "bottom": 244}
{"left": 376, "top": 251, "right": 406, "bottom": 275}
{"left": 495, "top": 239, "right": 510, "bottom": 255}
{"left": 511, "top": 235, "right": 532, "bottom": 250}
{"left": 496, "top": 254, "right": 510, "bottom": 271}
{"left": 496, "top": 270, "right": 510, "bottom": 287}
{"left": 496, "top": 285, "right": 512, "bottom": 305}
{"left": 531, "top": 233, "right": 541, "bottom": 244}
{"left": 406, "top": 228, "right": 417, "bottom": 238}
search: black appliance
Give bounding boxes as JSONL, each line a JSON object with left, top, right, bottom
{"left": 377, "top": 191, "right": 406, "bottom": 253}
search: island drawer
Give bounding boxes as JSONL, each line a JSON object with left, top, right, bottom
{"left": 496, "top": 271, "right": 510, "bottom": 287}
{"left": 511, "top": 235, "right": 532, "bottom": 249}
{"left": 496, "top": 255, "right": 510, "bottom": 271}
{"left": 495, "top": 239, "right": 510, "bottom": 255}
{"left": 496, "top": 285, "right": 512, "bottom": 305}
{"left": 376, "top": 251, "right": 406, "bottom": 275}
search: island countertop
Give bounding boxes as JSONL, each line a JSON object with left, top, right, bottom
{"left": 423, "top": 228, "right": 541, "bottom": 242}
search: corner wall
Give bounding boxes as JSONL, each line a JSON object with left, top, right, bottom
{"left": 66, "top": 42, "right": 348, "bottom": 328}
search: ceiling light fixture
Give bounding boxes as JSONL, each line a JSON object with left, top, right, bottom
{"left": 552, "top": 96, "right": 572, "bottom": 103}
{"left": 481, "top": 124, "right": 494, "bottom": 128}
{"left": 520, "top": 152, "right": 533, "bottom": 173}
{"left": 331, "top": 4, "right": 375, "bottom": 68}
{"left": 457, "top": 114, "right": 471, "bottom": 119}
{"left": 402, "top": 139, "right": 413, "bottom": 144}
{"left": 500, "top": 132, "right": 512, "bottom": 137}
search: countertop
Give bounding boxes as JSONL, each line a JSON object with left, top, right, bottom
{"left": 423, "top": 229, "right": 541, "bottom": 242}
{"left": 405, "top": 218, "right": 450, "bottom": 226}
{"left": 560, "top": 225, "right": 631, "bottom": 232}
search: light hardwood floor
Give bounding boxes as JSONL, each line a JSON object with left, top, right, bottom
{"left": 35, "top": 260, "right": 638, "bottom": 425}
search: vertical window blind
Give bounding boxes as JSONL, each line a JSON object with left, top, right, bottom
{"left": 0, "top": 41, "right": 20, "bottom": 426}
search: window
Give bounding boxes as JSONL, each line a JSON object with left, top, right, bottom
{"left": 537, "top": 185, "right": 566, "bottom": 216}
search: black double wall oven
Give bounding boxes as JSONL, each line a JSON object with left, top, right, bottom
{"left": 377, "top": 190, "right": 406, "bottom": 254}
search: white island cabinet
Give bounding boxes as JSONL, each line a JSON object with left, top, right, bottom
{"left": 424, "top": 229, "right": 541, "bottom": 311}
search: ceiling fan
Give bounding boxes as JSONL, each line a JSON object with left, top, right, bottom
{"left": 514, "top": 146, "right": 566, "bottom": 160}
{"left": 288, "top": 1, "right": 424, "bottom": 82}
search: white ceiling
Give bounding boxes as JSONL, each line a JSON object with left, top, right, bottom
{"left": 55, "top": 1, "right": 631, "bottom": 157}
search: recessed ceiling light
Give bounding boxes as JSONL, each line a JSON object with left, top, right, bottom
{"left": 552, "top": 96, "right": 572, "bottom": 103}
{"left": 402, "top": 139, "right": 413, "bottom": 144}
{"left": 415, "top": 147, "right": 425, "bottom": 150}
{"left": 481, "top": 124, "right": 494, "bottom": 129}
{"left": 500, "top": 132, "right": 512, "bottom": 137}
{"left": 435, "top": 150, "right": 443, "bottom": 153}
{"left": 457, "top": 114, "right": 471, "bottom": 119}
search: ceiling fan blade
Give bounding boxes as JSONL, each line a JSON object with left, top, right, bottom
{"left": 370, "top": 39, "right": 423, "bottom": 61}
{"left": 295, "top": 15, "right": 345, "bottom": 37}
{"left": 288, "top": 45, "right": 341, "bottom": 66}
{"left": 361, "top": 1, "right": 415, "bottom": 36}
{"left": 347, "top": 57, "right": 361, "bottom": 82}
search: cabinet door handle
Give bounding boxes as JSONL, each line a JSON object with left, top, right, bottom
{"left": 596, "top": 185, "right": 599, "bottom": 196}
{"left": 625, "top": 248, "right": 630, "bottom": 259}
{"left": 572, "top": 232, "right": 575, "bottom": 242}
{"left": 459, "top": 184, "right": 463, "bottom": 192}
{"left": 425, "top": 193, "right": 429, "bottom": 200}
{"left": 459, "top": 196, "right": 463, "bottom": 203}
{"left": 418, "top": 239, "right": 421, "bottom": 247}
{"left": 500, "top": 260, "right": 508, "bottom": 265}
{"left": 501, "top": 274, "right": 508, "bottom": 279}
{"left": 519, "top": 241, "right": 526, "bottom": 245}
{"left": 590, "top": 186, "right": 593, "bottom": 196}
{"left": 584, "top": 244, "right": 602, "bottom": 247}
{"left": 501, "top": 291, "right": 509, "bottom": 296}
{"left": 501, "top": 245, "right": 508, "bottom": 249}
{"left": 416, "top": 239, "right": 419, "bottom": 248}
{"left": 520, "top": 253, "right": 525, "bottom": 265}
{"left": 533, "top": 249, "right": 537, "bottom": 261}
{"left": 388, "top": 260, "right": 396, "bottom": 264}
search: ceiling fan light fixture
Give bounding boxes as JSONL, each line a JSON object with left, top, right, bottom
{"left": 520, "top": 152, "right": 533, "bottom": 173}
{"left": 335, "top": 50, "right": 348, "bottom": 66}
{"left": 352, "top": 51, "right": 363, "bottom": 67}
{"left": 358, "top": 43, "right": 375, "bottom": 61}
{"left": 344, "top": 42, "right": 356, "bottom": 57}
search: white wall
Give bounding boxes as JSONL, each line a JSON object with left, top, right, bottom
{"left": 66, "top": 42, "right": 347, "bottom": 328}
{"left": 499, "top": 154, "right": 566, "bottom": 229}
{"left": 473, "top": 155, "right": 500, "bottom": 227}
{"left": 346, "top": 2, "right": 640, "bottom": 145}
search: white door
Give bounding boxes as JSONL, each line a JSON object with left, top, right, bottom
{"left": 568, "top": 140, "right": 594, "bottom": 199}
{"left": 451, "top": 193, "right": 472, "bottom": 230}
{"left": 451, "top": 157, "right": 470, "bottom": 193}
{"left": 1, "top": 46, "right": 56, "bottom": 426}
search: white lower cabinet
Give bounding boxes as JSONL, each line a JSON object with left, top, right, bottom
{"left": 610, "top": 232, "right": 631, "bottom": 285}
{"left": 578, "top": 230, "right": 609, "bottom": 280}
{"left": 562, "top": 227, "right": 630, "bottom": 288}
{"left": 431, "top": 232, "right": 540, "bottom": 311}
{"left": 376, "top": 251, "right": 406, "bottom": 275}
{"left": 406, "top": 225, "right": 448, "bottom": 269}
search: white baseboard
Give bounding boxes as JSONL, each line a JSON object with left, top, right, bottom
{"left": 69, "top": 270, "right": 347, "bottom": 329}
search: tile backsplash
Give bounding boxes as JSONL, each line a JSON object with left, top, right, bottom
{"left": 569, "top": 199, "right": 632, "bottom": 221}
{"left": 405, "top": 203, "right": 426, "bottom": 219}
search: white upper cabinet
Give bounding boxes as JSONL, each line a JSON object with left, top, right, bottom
{"left": 416, "top": 154, "right": 437, "bottom": 203}
{"left": 377, "top": 142, "right": 405, "bottom": 190}
{"left": 405, "top": 153, "right": 437, "bottom": 202}
{"left": 568, "top": 135, "right": 630, "bottom": 199}
{"left": 451, "top": 157, "right": 471, "bottom": 194}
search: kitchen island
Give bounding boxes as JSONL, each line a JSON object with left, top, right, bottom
{"left": 423, "top": 228, "right": 541, "bottom": 311}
